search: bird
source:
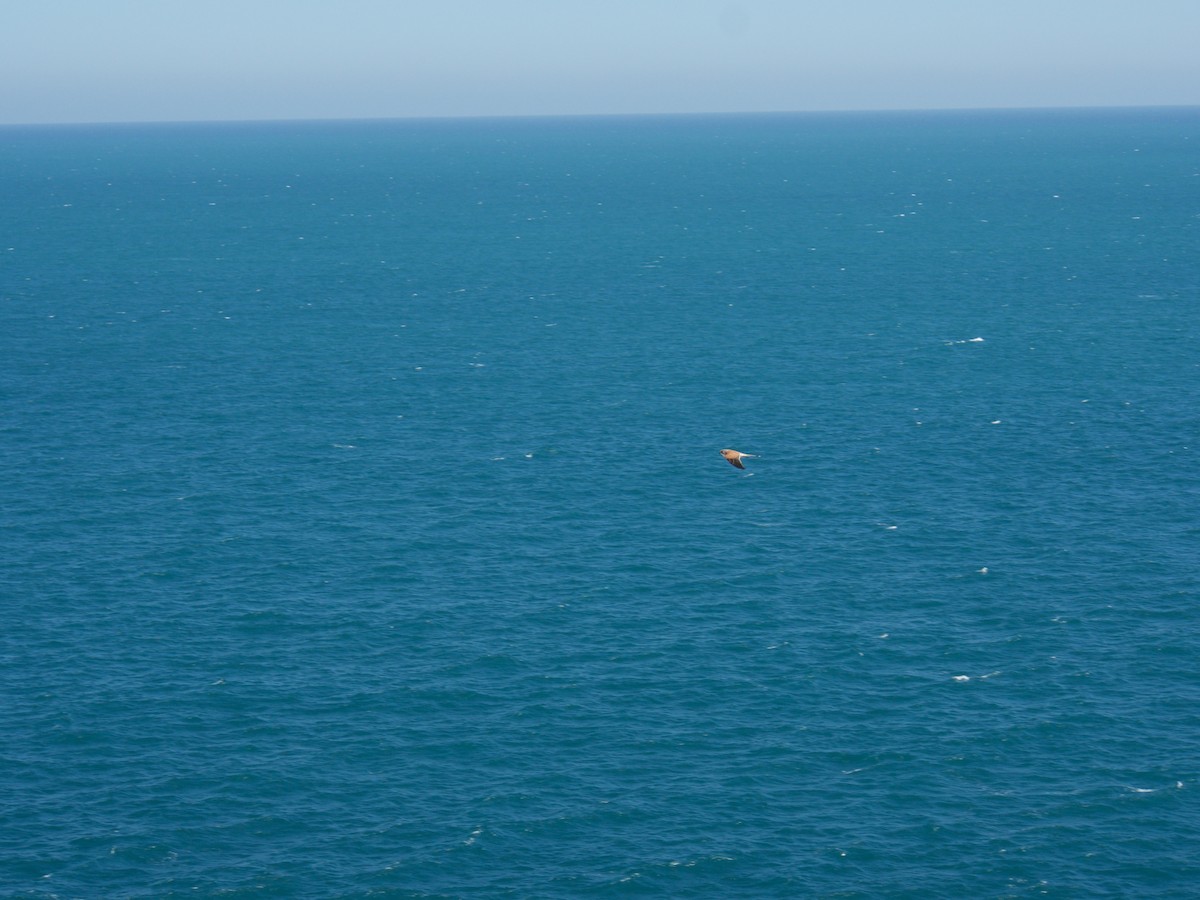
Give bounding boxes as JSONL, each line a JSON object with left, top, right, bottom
{"left": 720, "top": 449, "right": 755, "bottom": 469}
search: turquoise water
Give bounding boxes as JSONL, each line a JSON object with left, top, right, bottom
{"left": 2, "top": 109, "right": 1199, "bottom": 897}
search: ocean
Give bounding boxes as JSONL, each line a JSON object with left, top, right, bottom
{"left": 1, "top": 108, "right": 1198, "bottom": 898}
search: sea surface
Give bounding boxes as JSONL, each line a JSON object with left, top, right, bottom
{"left": 2, "top": 108, "right": 1198, "bottom": 898}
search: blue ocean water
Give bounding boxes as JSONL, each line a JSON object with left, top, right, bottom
{"left": 1, "top": 108, "right": 1198, "bottom": 898}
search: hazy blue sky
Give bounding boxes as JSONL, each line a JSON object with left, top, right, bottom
{"left": 3, "top": 0, "right": 1198, "bottom": 124}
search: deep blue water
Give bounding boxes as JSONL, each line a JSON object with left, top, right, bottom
{"left": 2, "top": 108, "right": 1199, "bottom": 898}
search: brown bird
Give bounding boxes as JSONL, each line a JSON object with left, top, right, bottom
{"left": 720, "top": 449, "right": 755, "bottom": 469}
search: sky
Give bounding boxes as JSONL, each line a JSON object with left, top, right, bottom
{"left": 2, "top": 0, "right": 1198, "bottom": 124}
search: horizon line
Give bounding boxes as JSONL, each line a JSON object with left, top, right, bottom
{"left": 3, "top": 102, "right": 1198, "bottom": 129}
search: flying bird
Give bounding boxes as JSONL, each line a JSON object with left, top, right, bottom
{"left": 720, "top": 449, "right": 755, "bottom": 469}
